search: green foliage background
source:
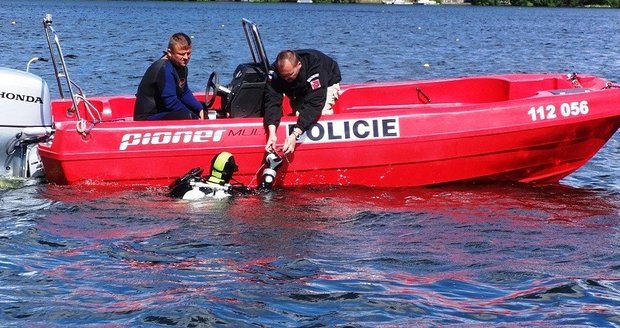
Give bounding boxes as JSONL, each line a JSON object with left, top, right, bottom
{"left": 183, "top": 0, "right": 620, "bottom": 6}
{"left": 473, "top": 0, "right": 618, "bottom": 6}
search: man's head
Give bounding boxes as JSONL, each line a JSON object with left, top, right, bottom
{"left": 275, "top": 50, "right": 302, "bottom": 83}
{"left": 166, "top": 33, "right": 192, "bottom": 68}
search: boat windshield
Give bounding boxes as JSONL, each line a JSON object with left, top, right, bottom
{"left": 242, "top": 19, "right": 270, "bottom": 74}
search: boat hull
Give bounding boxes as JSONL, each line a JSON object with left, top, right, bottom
{"left": 37, "top": 74, "right": 620, "bottom": 188}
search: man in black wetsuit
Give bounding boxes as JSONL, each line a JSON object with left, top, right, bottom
{"left": 134, "top": 33, "right": 204, "bottom": 121}
{"left": 263, "top": 49, "right": 341, "bottom": 154}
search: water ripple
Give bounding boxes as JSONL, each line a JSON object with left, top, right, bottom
{"left": 1, "top": 1, "right": 620, "bottom": 326}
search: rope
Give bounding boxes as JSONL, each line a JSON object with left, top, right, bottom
{"left": 71, "top": 93, "right": 103, "bottom": 136}
{"left": 245, "top": 161, "right": 266, "bottom": 187}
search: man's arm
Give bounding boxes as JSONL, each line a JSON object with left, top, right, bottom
{"left": 263, "top": 83, "right": 284, "bottom": 127}
{"left": 158, "top": 64, "right": 194, "bottom": 114}
{"left": 180, "top": 85, "right": 204, "bottom": 116}
{"left": 296, "top": 85, "right": 327, "bottom": 132}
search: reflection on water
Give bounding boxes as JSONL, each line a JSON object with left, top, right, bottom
{"left": 1, "top": 181, "right": 619, "bottom": 325}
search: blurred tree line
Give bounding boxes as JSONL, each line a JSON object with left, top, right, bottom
{"left": 184, "top": 0, "right": 620, "bottom": 6}
{"left": 471, "top": 0, "right": 619, "bottom": 6}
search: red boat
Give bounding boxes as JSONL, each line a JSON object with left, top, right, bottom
{"left": 2, "top": 17, "right": 620, "bottom": 188}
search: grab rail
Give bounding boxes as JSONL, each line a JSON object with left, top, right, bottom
{"left": 43, "top": 14, "right": 75, "bottom": 103}
{"left": 43, "top": 14, "right": 101, "bottom": 135}
{"left": 242, "top": 18, "right": 270, "bottom": 74}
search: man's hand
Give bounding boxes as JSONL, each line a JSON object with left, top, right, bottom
{"left": 281, "top": 127, "right": 302, "bottom": 154}
{"left": 265, "top": 125, "right": 278, "bottom": 153}
{"left": 282, "top": 133, "right": 297, "bottom": 154}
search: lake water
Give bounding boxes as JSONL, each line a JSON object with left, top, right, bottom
{"left": 1, "top": 0, "right": 620, "bottom": 326}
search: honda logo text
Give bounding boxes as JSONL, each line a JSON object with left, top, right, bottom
{"left": 0, "top": 91, "right": 43, "bottom": 104}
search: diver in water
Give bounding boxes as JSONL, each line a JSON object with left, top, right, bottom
{"left": 169, "top": 151, "right": 283, "bottom": 200}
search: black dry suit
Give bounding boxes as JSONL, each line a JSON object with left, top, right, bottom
{"left": 169, "top": 152, "right": 238, "bottom": 199}
{"left": 169, "top": 152, "right": 283, "bottom": 199}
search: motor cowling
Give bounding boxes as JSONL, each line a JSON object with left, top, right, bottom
{"left": 0, "top": 68, "right": 52, "bottom": 127}
{"left": 0, "top": 67, "right": 52, "bottom": 178}
{"left": 223, "top": 63, "right": 267, "bottom": 118}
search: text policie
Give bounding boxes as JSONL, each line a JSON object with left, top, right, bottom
{"left": 169, "top": 152, "right": 283, "bottom": 200}
{"left": 287, "top": 117, "right": 400, "bottom": 143}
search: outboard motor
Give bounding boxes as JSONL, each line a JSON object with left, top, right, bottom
{"left": 0, "top": 67, "right": 52, "bottom": 178}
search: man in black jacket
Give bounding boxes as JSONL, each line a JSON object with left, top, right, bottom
{"left": 263, "top": 49, "right": 341, "bottom": 154}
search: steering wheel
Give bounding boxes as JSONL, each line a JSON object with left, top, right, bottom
{"left": 205, "top": 71, "right": 219, "bottom": 109}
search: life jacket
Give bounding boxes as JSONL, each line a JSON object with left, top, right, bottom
{"left": 207, "top": 151, "right": 238, "bottom": 185}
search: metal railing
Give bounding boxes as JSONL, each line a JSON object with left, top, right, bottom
{"left": 42, "top": 14, "right": 101, "bottom": 135}
{"left": 242, "top": 19, "right": 270, "bottom": 74}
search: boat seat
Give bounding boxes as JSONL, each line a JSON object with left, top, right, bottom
{"left": 107, "top": 97, "right": 137, "bottom": 120}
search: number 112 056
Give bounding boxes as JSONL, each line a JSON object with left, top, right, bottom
{"left": 528, "top": 100, "right": 589, "bottom": 122}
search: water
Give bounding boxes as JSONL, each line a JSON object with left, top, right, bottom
{"left": 1, "top": 1, "right": 620, "bottom": 326}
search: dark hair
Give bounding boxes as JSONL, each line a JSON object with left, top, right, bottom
{"left": 168, "top": 32, "right": 192, "bottom": 50}
{"left": 275, "top": 50, "right": 299, "bottom": 71}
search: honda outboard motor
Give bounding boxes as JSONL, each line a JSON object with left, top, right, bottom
{"left": 0, "top": 67, "right": 52, "bottom": 178}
